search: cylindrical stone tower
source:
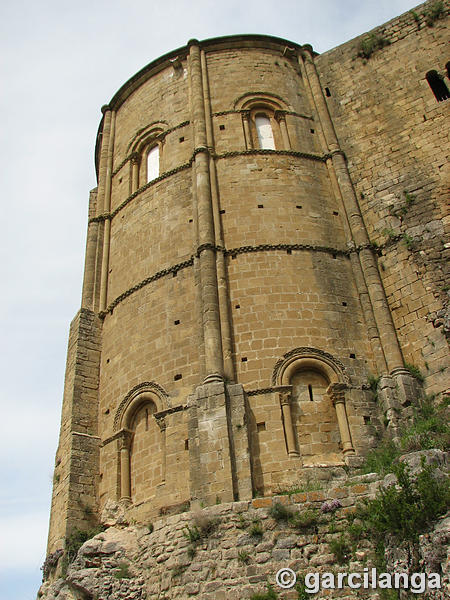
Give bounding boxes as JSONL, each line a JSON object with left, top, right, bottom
{"left": 47, "top": 35, "right": 421, "bottom": 556}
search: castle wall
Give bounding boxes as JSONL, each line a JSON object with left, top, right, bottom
{"left": 46, "top": 4, "right": 449, "bottom": 562}
{"left": 47, "top": 309, "right": 101, "bottom": 553}
{"left": 315, "top": 0, "right": 450, "bottom": 395}
{"left": 43, "top": 475, "right": 390, "bottom": 599}
{"left": 79, "top": 37, "right": 381, "bottom": 520}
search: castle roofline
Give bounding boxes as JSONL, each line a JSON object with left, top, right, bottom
{"left": 95, "top": 34, "right": 315, "bottom": 178}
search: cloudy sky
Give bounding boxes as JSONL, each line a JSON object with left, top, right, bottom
{"left": 0, "top": 0, "right": 420, "bottom": 597}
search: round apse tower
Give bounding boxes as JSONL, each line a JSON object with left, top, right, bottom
{"left": 48, "top": 35, "right": 421, "bottom": 553}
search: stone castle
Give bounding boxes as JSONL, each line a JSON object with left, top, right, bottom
{"left": 44, "top": 0, "right": 449, "bottom": 592}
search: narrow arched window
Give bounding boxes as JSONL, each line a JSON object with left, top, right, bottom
{"left": 147, "top": 145, "right": 160, "bottom": 181}
{"left": 290, "top": 368, "right": 342, "bottom": 463}
{"left": 255, "top": 114, "right": 276, "bottom": 149}
{"left": 426, "top": 70, "right": 450, "bottom": 102}
{"left": 129, "top": 400, "right": 162, "bottom": 504}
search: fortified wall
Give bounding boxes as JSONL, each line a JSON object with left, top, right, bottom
{"left": 44, "top": 2, "right": 449, "bottom": 592}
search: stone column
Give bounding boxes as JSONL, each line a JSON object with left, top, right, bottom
{"left": 328, "top": 384, "right": 355, "bottom": 456}
{"left": 275, "top": 110, "right": 291, "bottom": 149}
{"left": 155, "top": 416, "right": 167, "bottom": 483}
{"left": 130, "top": 152, "right": 140, "bottom": 194}
{"left": 279, "top": 390, "right": 299, "bottom": 456}
{"left": 241, "top": 110, "right": 253, "bottom": 149}
{"left": 99, "top": 108, "right": 116, "bottom": 313}
{"left": 119, "top": 430, "right": 133, "bottom": 504}
{"left": 188, "top": 39, "right": 224, "bottom": 383}
{"left": 300, "top": 47, "right": 404, "bottom": 375}
{"left": 92, "top": 106, "right": 112, "bottom": 311}
{"left": 81, "top": 189, "right": 99, "bottom": 310}
{"left": 201, "top": 48, "right": 235, "bottom": 382}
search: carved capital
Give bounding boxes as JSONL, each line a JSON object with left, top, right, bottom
{"left": 118, "top": 429, "right": 133, "bottom": 450}
{"left": 328, "top": 382, "right": 347, "bottom": 406}
{"left": 279, "top": 390, "right": 292, "bottom": 406}
{"left": 155, "top": 415, "right": 166, "bottom": 432}
{"left": 130, "top": 152, "right": 140, "bottom": 165}
{"left": 274, "top": 109, "right": 287, "bottom": 123}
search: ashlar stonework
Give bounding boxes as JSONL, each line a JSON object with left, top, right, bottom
{"left": 42, "top": 1, "right": 449, "bottom": 597}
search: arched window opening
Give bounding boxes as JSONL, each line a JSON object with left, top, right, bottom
{"left": 291, "top": 369, "right": 328, "bottom": 403}
{"left": 290, "top": 368, "right": 342, "bottom": 464}
{"left": 255, "top": 113, "right": 276, "bottom": 149}
{"left": 128, "top": 400, "right": 163, "bottom": 504}
{"left": 147, "top": 144, "right": 160, "bottom": 181}
{"left": 426, "top": 70, "right": 450, "bottom": 102}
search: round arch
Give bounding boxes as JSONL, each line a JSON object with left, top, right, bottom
{"left": 126, "top": 121, "right": 169, "bottom": 155}
{"left": 233, "top": 91, "right": 290, "bottom": 112}
{"left": 272, "top": 347, "right": 349, "bottom": 387}
{"left": 114, "top": 381, "right": 170, "bottom": 432}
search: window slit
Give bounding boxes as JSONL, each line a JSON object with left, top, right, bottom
{"left": 308, "top": 384, "right": 313, "bottom": 401}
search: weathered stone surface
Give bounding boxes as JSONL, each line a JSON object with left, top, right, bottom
{"left": 101, "top": 500, "right": 129, "bottom": 527}
{"left": 37, "top": 491, "right": 450, "bottom": 599}
{"left": 42, "top": 1, "right": 450, "bottom": 598}
{"left": 399, "top": 449, "right": 449, "bottom": 473}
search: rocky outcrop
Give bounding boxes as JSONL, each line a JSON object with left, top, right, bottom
{"left": 38, "top": 458, "right": 449, "bottom": 600}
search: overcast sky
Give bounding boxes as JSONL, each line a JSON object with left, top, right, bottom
{"left": 0, "top": 1, "right": 421, "bottom": 597}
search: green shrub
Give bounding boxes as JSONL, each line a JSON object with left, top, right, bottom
{"left": 400, "top": 397, "right": 449, "bottom": 452}
{"left": 249, "top": 521, "right": 264, "bottom": 539}
{"left": 347, "top": 520, "right": 365, "bottom": 543}
{"left": 114, "top": 562, "right": 131, "bottom": 579}
{"left": 404, "top": 362, "right": 425, "bottom": 382}
{"left": 250, "top": 584, "right": 278, "bottom": 600}
{"left": 360, "top": 461, "right": 449, "bottom": 542}
{"left": 295, "top": 579, "right": 309, "bottom": 600}
{"left": 268, "top": 502, "right": 292, "bottom": 522}
{"left": 147, "top": 523, "right": 154, "bottom": 534}
{"left": 361, "top": 397, "right": 449, "bottom": 473}
{"left": 183, "top": 524, "right": 202, "bottom": 543}
{"left": 382, "top": 228, "right": 397, "bottom": 239}
{"left": 360, "top": 439, "right": 400, "bottom": 475}
{"left": 238, "top": 549, "right": 250, "bottom": 564}
{"left": 402, "top": 233, "right": 415, "bottom": 249}
{"left": 65, "top": 526, "right": 104, "bottom": 564}
{"left": 368, "top": 374, "right": 380, "bottom": 392}
{"left": 237, "top": 514, "right": 248, "bottom": 529}
{"left": 183, "top": 515, "right": 218, "bottom": 544}
{"left": 290, "top": 508, "right": 318, "bottom": 532}
{"left": 60, "top": 526, "right": 105, "bottom": 576}
{"left": 357, "top": 34, "right": 390, "bottom": 59}
{"left": 403, "top": 191, "right": 416, "bottom": 206}
{"left": 329, "top": 535, "right": 351, "bottom": 564}
{"left": 423, "top": 1, "right": 445, "bottom": 26}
